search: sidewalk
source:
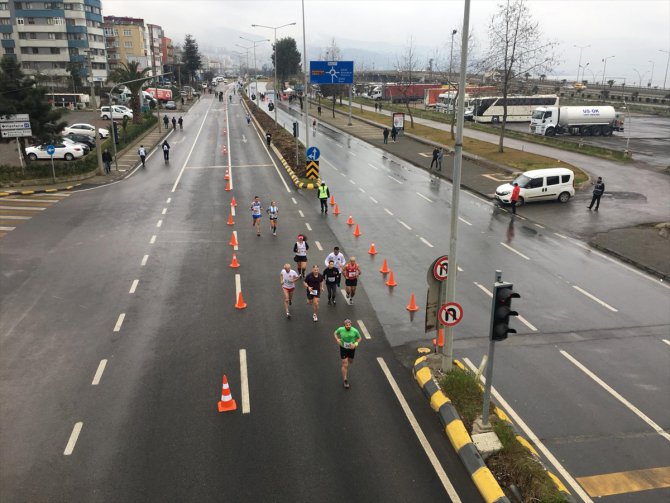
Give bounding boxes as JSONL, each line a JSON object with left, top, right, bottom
{"left": 288, "top": 101, "right": 670, "bottom": 279}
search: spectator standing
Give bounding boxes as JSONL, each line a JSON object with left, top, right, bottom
{"left": 588, "top": 177, "right": 605, "bottom": 211}
{"left": 383, "top": 127, "right": 389, "bottom": 144}
{"left": 437, "top": 148, "right": 444, "bottom": 171}
{"left": 102, "top": 149, "right": 112, "bottom": 174}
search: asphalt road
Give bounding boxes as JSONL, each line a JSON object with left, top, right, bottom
{"left": 0, "top": 85, "right": 482, "bottom": 502}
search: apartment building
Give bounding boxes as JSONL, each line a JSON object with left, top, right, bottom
{"left": 103, "top": 15, "right": 149, "bottom": 74}
{"left": 0, "top": 0, "right": 107, "bottom": 85}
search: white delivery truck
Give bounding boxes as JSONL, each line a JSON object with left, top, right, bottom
{"left": 529, "top": 105, "right": 624, "bottom": 137}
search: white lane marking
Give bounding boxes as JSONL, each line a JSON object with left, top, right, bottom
{"left": 305, "top": 223, "right": 312, "bottom": 231}
{"left": 63, "top": 422, "right": 83, "bottom": 456}
{"left": 554, "top": 232, "right": 568, "bottom": 239}
{"left": 340, "top": 172, "right": 347, "bottom": 178}
{"left": 561, "top": 350, "right": 670, "bottom": 443}
{"left": 332, "top": 165, "right": 339, "bottom": 171}
{"left": 231, "top": 205, "right": 236, "bottom": 217}
{"left": 367, "top": 163, "right": 380, "bottom": 170}
{"left": 357, "top": 320, "right": 371, "bottom": 340}
{"left": 299, "top": 210, "right": 305, "bottom": 218}
{"left": 0, "top": 205, "right": 46, "bottom": 211}
{"left": 500, "top": 242, "right": 530, "bottom": 260}
{"left": 463, "top": 358, "right": 592, "bottom": 503}
{"left": 458, "top": 217, "right": 472, "bottom": 226}
{"left": 340, "top": 288, "right": 348, "bottom": 301}
{"left": 141, "top": 255, "right": 149, "bottom": 266}
{"left": 420, "top": 237, "right": 434, "bottom": 248}
{"left": 3, "top": 198, "right": 57, "bottom": 203}
{"left": 161, "top": 208, "right": 167, "bottom": 215}
{"left": 315, "top": 240, "right": 323, "bottom": 251}
{"left": 0, "top": 226, "right": 16, "bottom": 231}
{"left": 166, "top": 197, "right": 171, "bottom": 203}
{"left": 663, "top": 339, "right": 670, "bottom": 346}
{"left": 91, "top": 359, "right": 107, "bottom": 385}
{"left": 398, "top": 220, "right": 412, "bottom": 230}
{"left": 240, "top": 349, "right": 250, "bottom": 414}
{"left": 473, "top": 282, "right": 537, "bottom": 331}
{"left": 387, "top": 175, "right": 402, "bottom": 184}
{"left": 156, "top": 219, "right": 162, "bottom": 228}
{"left": 359, "top": 187, "right": 366, "bottom": 193}
{"left": 248, "top": 110, "right": 291, "bottom": 193}
{"left": 384, "top": 208, "right": 394, "bottom": 216}
{"left": 171, "top": 104, "right": 212, "bottom": 193}
{"left": 457, "top": 266, "right": 464, "bottom": 272}
{"left": 369, "top": 196, "right": 378, "bottom": 204}
{"left": 474, "top": 282, "right": 491, "bottom": 297}
{"left": 534, "top": 223, "right": 544, "bottom": 229}
{"left": 572, "top": 285, "right": 618, "bottom": 312}
{"left": 0, "top": 215, "right": 30, "bottom": 220}
{"left": 235, "top": 274, "right": 241, "bottom": 299}
{"left": 291, "top": 198, "right": 297, "bottom": 204}
{"left": 416, "top": 192, "right": 434, "bottom": 203}
{"left": 113, "top": 313, "right": 125, "bottom": 332}
{"left": 349, "top": 151, "right": 357, "bottom": 156}
{"left": 129, "top": 279, "right": 139, "bottom": 294}
{"left": 377, "top": 357, "right": 462, "bottom": 501}
{"left": 150, "top": 235, "right": 156, "bottom": 244}
{"left": 336, "top": 143, "right": 344, "bottom": 148}
{"left": 232, "top": 230, "right": 239, "bottom": 251}
{"left": 349, "top": 179, "right": 356, "bottom": 185}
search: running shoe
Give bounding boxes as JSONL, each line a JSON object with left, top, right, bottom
{"left": 349, "top": 298, "right": 353, "bottom": 305}
{"left": 286, "top": 311, "right": 291, "bottom": 319}
{"left": 343, "top": 380, "right": 350, "bottom": 389}
{"left": 313, "top": 313, "right": 318, "bottom": 322}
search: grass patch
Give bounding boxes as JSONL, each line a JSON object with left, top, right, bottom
{"left": 439, "top": 367, "right": 483, "bottom": 432}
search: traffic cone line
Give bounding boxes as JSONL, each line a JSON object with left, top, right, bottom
{"left": 379, "top": 258, "right": 390, "bottom": 274}
{"left": 229, "top": 231, "right": 238, "bottom": 247}
{"left": 235, "top": 291, "right": 247, "bottom": 309}
{"left": 224, "top": 169, "right": 230, "bottom": 180}
{"left": 333, "top": 204, "right": 340, "bottom": 215}
{"left": 227, "top": 213, "right": 235, "bottom": 225}
{"left": 353, "top": 224, "right": 361, "bottom": 237}
{"left": 225, "top": 181, "right": 232, "bottom": 191}
{"left": 386, "top": 271, "right": 398, "bottom": 287}
{"left": 229, "top": 253, "right": 240, "bottom": 268}
{"left": 329, "top": 195, "right": 335, "bottom": 206}
{"left": 223, "top": 145, "right": 228, "bottom": 155}
{"left": 347, "top": 215, "right": 354, "bottom": 226}
{"left": 231, "top": 196, "right": 237, "bottom": 207}
{"left": 406, "top": 292, "right": 419, "bottom": 312}
{"left": 368, "top": 242, "right": 378, "bottom": 255}
{"left": 217, "top": 374, "right": 238, "bottom": 413}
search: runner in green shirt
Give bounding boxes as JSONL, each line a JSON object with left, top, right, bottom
{"left": 333, "top": 319, "right": 362, "bottom": 389}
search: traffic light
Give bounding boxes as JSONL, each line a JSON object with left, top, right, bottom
{"left": 112, "top": 122, "right": 119, "bottom": 145}
{"left": 490, "top": 282, "right": 519, "bottom": 341}
{"left": 292, "top": 121, "right": 299, "bottom": 137}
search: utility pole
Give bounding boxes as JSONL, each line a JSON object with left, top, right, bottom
{"left": 85, "top": 50, "right": 104, "bottom": 176}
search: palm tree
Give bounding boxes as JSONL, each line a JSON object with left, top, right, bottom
{"left": 107, "top": 61, "right": 152, "bottom": 123}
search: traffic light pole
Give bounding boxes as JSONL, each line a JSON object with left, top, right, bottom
{"left": 482, "top": 269, "right": 503, "bottom": 427}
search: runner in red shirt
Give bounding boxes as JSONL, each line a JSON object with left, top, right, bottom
{"left": 343, "top": 256, "right": 361, "bottom": 305}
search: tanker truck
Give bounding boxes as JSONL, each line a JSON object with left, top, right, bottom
{"left": 529, "top": 105, "right": 624, "bottom": 136}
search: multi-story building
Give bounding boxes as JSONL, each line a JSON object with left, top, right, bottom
{"left": 146, "top": 22, "right": 162, "bottom": 77}
{"left": 0, "top": 0, "right": 107, "bottom": 87}
{"left": 103, "top": 15, "right": 149, "bottom": 75}
{"left": 159, "top": 35, "right": 172, "bottom": 72}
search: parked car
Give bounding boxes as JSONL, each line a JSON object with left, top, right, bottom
{"left": 61, "top": 137, "right": 90, "bottom": 155}
{"left": 26, "top": 143, "right": 85, "bottom": 161}
{"left": 164, "top": 100, "right": 177, "bottom": 110}
{"left": 100, "top": 106, "right": 133, "bottom": 120}
{"left": 495, "top": 168, "right": 575, "bottom": 205}
{"left": 63, "top": 123, "right": 109, "bottom": 139}
{"left": 62, "top": 132, "right": 96, "bottom": 149}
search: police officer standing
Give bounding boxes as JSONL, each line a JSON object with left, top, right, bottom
{"left": 318, "top": 181, "right": 330, "bottom": 213}
{"left": 588, "top": 176, "right": 605, "bottom": 211}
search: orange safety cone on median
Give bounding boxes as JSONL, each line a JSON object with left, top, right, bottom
{"left": 235, "top": 291, "right": 247, "bottom": 309}
{"left": 225, "top": 181, "right": 232, "bottom": 191}
{"left": 353, "top": 224, "right": 361, "bottom": 237}
{"left": 217, "top": 375, "right": 237, "bottom": 412}
{"left": 368, "top": 242, "right": 378, "bottom": 255}
{"left": 329, "top": 195, "right": 335, "bottom": 206}
{"left": 224, "top": 170, "right": 230, "bottom": 180}
{"left": 231, "top": 196, "right": 237, "bottom": 207}
{"left": 386, "top": 271, "right": 398, "bottom": 287}
{"left": 229, "top": 254, "right": 240, "bottom": 268}
{"left": 347, "top": 215, "right": 354, "bottom": 226}
{"left": 379, "top": 259, "right": 390, "bottom": 274}
{"left": 227, "top": 213, "right": 235, "bottom": 225}
{"left": 432, "top": 328, "right": 445, "bottom": 350}
{"left": 229, "top": 232, "right": 238, "bottom": 247}
{"left": 406, "top": 292, "right": 419, "bottom": 312}
{"left": 333, "top": 204, "right": 340, "bottom": 215}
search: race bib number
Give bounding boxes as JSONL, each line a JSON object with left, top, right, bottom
{"left": 310, "top": 289, "right": 318, "bottom": 296}
{"left": 327, "top": 277, "right": 336, "bottom": 282}
{"left": 342, "top": 341, "right": 355, "bottom": 349}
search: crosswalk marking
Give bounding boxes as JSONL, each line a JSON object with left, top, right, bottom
{"left": 0, "top": 193, "right": 71, "bottom": 239}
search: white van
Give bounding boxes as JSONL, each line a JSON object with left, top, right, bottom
{"left": 495, "top": 167, "right": 575, "bottom": 205}
{"left": 100, "top": 105, "right": 133, "bottom": 120}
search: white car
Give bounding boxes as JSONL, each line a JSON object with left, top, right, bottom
{"left": 100, "top": 106, "right": 133, "bottom": 120}
{"left": 63, "top": 123, "right": 109, "bottom": 139}
{"left": 26, "top": 143, "right": 85, "bottom": 161}
{"left": 61, "top": 137, "right": 90, "bottom": 155}
{"left": 495, "top": 168, "right": 575, "bottom": 205}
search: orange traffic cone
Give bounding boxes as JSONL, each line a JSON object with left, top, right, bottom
{"left": 347, "top": 215, "right": 354, "bottom": 226}
{"left": 368, "top": 242, "right": 378, "bottom": 255}
{"left": 231, "top": 196, "right": 237, "bottom": 207}
{"left": 353, "top": 224, "right": 361, "bottom": 237}
{"left": 223, "top": 145, "right": 228, "bottom": 154}
{"left": 224, "top": 170, "right": 230, "bottom": 180}
{"left": 329, "top": 195, "right": 335, "bottom": 206}
{"left": 432, "top": 328, "right": 445, "bottom": 350}
{"left": 217, "top": 375, "right": 237, "bottom": 412}
{"left": 379, "top": 258, "right": 390, "bottom": 274}
{"left": 227, "top": 213, "right": 235, "bottom": 225}
{"left": 333, "top": 204, "right": 340, "bottom": 215}
{"left": 229, "top": 253, "right": 240, "bottom": 268}
{"left": 406, "top": 292, "right": 419, "bottom": 311}
{"left": 386, "top": 271, "right": 398, "bottom": 287}
{"left": 235, "top": 291, "right": 247, "bottom": 309}
{"left": 225, "top": 181, "right": 232, "bottom": 191}
{"left": 229, "top": 231, "right": 238, "bottom": 247}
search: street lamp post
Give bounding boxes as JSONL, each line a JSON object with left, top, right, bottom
{"left": 648, "top": 60, "right": 655, "bottom": 87}
{"left": 633, "top": 68, "right": 647, "bottom": 89}
{"left": 252, "top": 22, "right": 297, "bottom": 125}
{"left": 574, "top": 44, "right": 590, "bottom": 82}
{"left": 601, "top": 55, "right": 615, "bottom": 86}
{"left": 579, "top": 62, "right": 589, "bottom": 83}
{"left": 84, "top": 50, "right": 104, "bottom": 176}
{"left": 235, "top": 44, "right": 251, "bottom": 79}
{"left": 660, "top": 49, "right": 670, "bottom": 89}
{"left": 448, "top": 28, "right": 458, "bottom": 132}
{"left": 240, "top": 36, "right": 270, "bottom": 109}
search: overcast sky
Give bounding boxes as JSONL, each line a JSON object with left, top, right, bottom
{"left": 105, "top": 0, "right": 670, "bottom": 87}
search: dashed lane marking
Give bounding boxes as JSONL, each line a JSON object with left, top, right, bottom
{"left": 240, "top": 349, "right": 250, "bottom": 414}
{"left": 359, "top": 187, "right": 366, "bottom": 193}
{"left": 141, "top": 255, "right": 149, "bottom": 266}
{"left": 473, "top": 282, "right": 537, "bottom": 331}
{"left": 572, "top": 285, "right": 618, "bottom": 312}
{"left": 415, "top": 192, "right": 434, "bottom": 203}
{"left": 232, "top": 230, "right": 238, "bottom": 251}
{"left": 129, "top": 279, "right": 139, "bottom": 294}
{"left": 113, "top": 313, "right": 125, "bottom": 332}
{"left": 420, "top": 237, "right": 433, "bottom": 248}
{"left": 0, "top": 205, "right": 46, "bottom": 211}
{"left": 291, "top": 198, "right": 297, "bottom": 204}
{"left": 663, "top": 339, "right": 670, "bottom": 346}
{"left": 315, "top": 241, "right": 323, "bottom": 251}
{"left": 0, "top": 215, "right": 30, "bottom": 220}
{"left": 387, "top": 175, "right": 402, "bottom": 184}
{"left": 150, "top": 235, "right": 157, "bottom": 244}
{"left": 166, "top": 197, "right": 171, "bottom": 203}
{"left": 235, "top": 274, "right": 241, "bottom": 300}
{"left": 398, "top": 220, "right": 412, "bottom": 230}
{"left": 349, "top": 179, "right": 356, "bottom": 185}
{"left": 162, "top": 208, "right": 167, "bottom": 215}
{"left": 384, "top": 208, "right": 394, "bottom": 216}
{"left": 92, "top": 359, "right": 107, "bottom": 385}
{"left": 369, "top": 196, "right": 378, "bottom": 203}
{"left": 534, "top": 223, "right": 544, "bottom": 229}
{"left": 500, "top": 242, "right": 530, "bottom": 260}
{"left": 367, "top": 163, "right": 380, "bottom": 170}
{"left": 63, "top": 422, "right": 83, "bottom": 456}
{"left": 458, "top": 217, "right": 472, "bottom": 226}
{"left": 357, "top": 320, "right": 371, "bottom": 339}
{"left": 156, "top": 219, "right": 163, "bottom": 228}
{"left": 305, "top": 223, "right": 312, "bottom": 231}
{"left": 299, "top": 210, "right": 304, "bottom": 217}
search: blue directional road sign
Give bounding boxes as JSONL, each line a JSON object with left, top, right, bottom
{"left": 306, "top": 146, "right": 320, "bottom": 161}
{"left": 310, "top": 61, "right": 354, "bottom": 84}
{"left": 46, "top": 145, "right": 56, "bottom": 156}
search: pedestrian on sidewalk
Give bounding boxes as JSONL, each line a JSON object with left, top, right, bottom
{"left": 437, "top": 147, "right": 444, "bottom": 171}
{"left": 280, "top": 263, "right": 300, "bottom": 319}
{"left": 430, "top": 147, "right": 439, "bottom": 169}
{"left": 383, "top": 127, "right": 389, "bottom": 144}
{"left": 391, "top": 125, "right": 398, "bottom": 143}
{"left": 138, "top": 145, "right": 146, "bottom": 167}
{"left": 266, "top": 131, "right": 272, "bottom": 147}
{"left": 312, "top": 119, "right": 317, "bottom": 134}
{"left": 510, "top": 182, "right": 521, "bottom": 214}
{"left": 163, "top": 115, "right": 169, "bottom": 129}
{"left": 318, "top": 181, "right": 330, "bottom": 213}
{"left": 379, "top": 103, "right": 383, "bottom": 112}
{"left": 171, "top": 117, "right": 177, "bottom": 130}
{"left": 333, "top": 319, "right": 361, "bottom": 389}
{"left": 178, "top": 117, "right": 183, "bottom": 130}
{"left": 375, "top": 103, "right": 378, "bottom": 112}
{"left": 304, "top": 265, "right": 324, "bottom": 322}
{"left": 102, "top": 149, "right": 112, "bottom": 174}
{"left": 317, "top": 105, "right": 322, "bottom": 116}
{"left": 588, "top": 177, "right": 605, "bottom": 211}
{"left": 181, "top": 97, "right": 184, "bottom": 106}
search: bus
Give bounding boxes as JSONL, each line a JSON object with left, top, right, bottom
{"left": 47, "top": 93, "right": 91, "bottom": 110}
{"left": 472, "top": 94, "right": 559, "bottom": 123}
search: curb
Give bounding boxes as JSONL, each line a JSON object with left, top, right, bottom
{"left": 0, "top": 184, "right": 81, "bottom": 197}
{"left": 413, "top": 356, "right": 510, "bottom": 503}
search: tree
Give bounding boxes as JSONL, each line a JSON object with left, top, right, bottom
{"left": 181, "top": 34, "right": 202, "bottom": 84}
{"left": 395, "top": 37, "right": 422, "bottom": 128}
{"left": 0, "top": 56, "right": 67, "bottom": 158}
{"left": 203, "top": 70, "right": 215, "bottom": 84}
{"left": 107, "top": 61, "right": 152, "bottom": 122}
{"left": 271, "top": 37, "right": 301, "bottom": 85}
{"left": 66, "top": 62, "right": 84, "bottom": 93}
{"left": 480, "top": 0, "right": 557, "bottom": 152}
{"left": 607, "top": 79, "right": 615, "bottom": 88}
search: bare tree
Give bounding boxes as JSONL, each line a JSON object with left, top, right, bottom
{"left": 395, "top": 37, "right": 422, "bottom": 128}
{"left": 480, "top": 0, "right": 557, "bottom": 152}
{"left": 319, "top": 38, "right": 347, "bottom": 118}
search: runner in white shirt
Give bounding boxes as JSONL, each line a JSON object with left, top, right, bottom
{"left": 250, "top": 196, "right": 262, "bottom": 236}
{"left": 266, "top": 201, "right": 279, "bottom": 236}
{"left": 280, "top": 263, "right": 300, "bottom": 318}
{"left": 324, "top": 246, "right": 346, "bottom": 287}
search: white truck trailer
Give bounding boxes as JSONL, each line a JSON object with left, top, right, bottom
{"left": 529, "top": 105, "right": 624, "bottom": 136}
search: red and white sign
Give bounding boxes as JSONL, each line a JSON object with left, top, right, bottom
{"left": 438, "top": 302, "right": 463, "bottom": 327}
{"left": 432, "top": 255, "right": 449, "bottom": 281}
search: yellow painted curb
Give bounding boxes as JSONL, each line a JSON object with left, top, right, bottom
{"left": 472, "top": 466, "right": 507, "bottom": 503}
{"left": 429, "top": 390, "right": 450, "bottom": 411}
